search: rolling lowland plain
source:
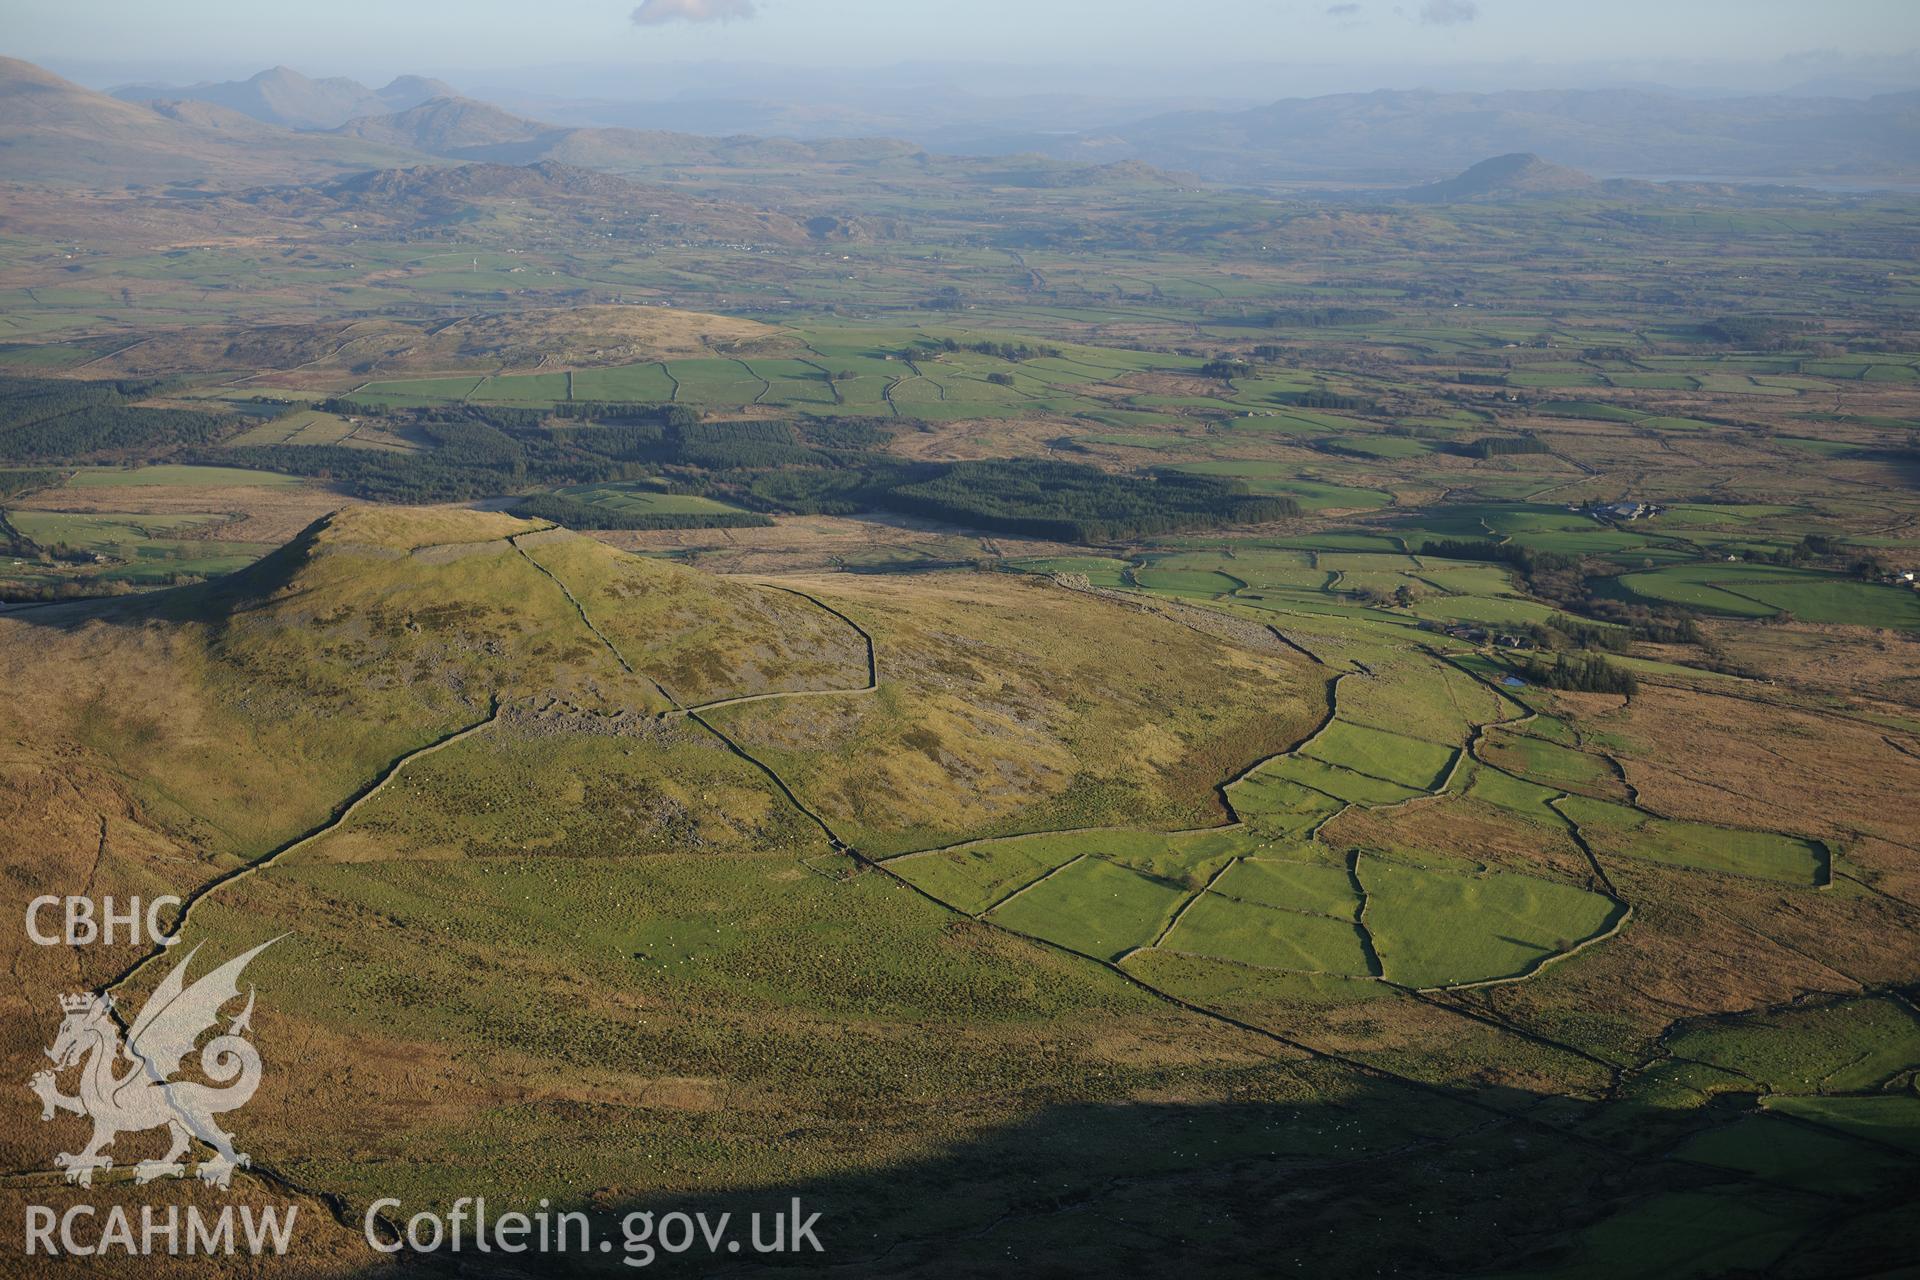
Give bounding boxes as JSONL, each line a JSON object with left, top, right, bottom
{"left": 1, "top": 56, "right": 1919, "bottom": 1280}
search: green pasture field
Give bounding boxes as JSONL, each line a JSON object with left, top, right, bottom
{"left": 1601, "top": 562, "right": 1920, "bottom": 628}
{"left": 570, "top": 363, "right": 680, "bottom": 402}
{"left": 1507, "top": 370, "right": 1605, "bottom": 389}
{"left": 1095, "top": 828, "right": 1263, "bottom": 882}
{"left": 1409, "top": 562, "right": 1519, "bottom": 595}
{"left": 1677, "top": 1114, "right": 1912, "bottom": 1196}
{"left": 1338, "top": 659, "right": 1516, "bottom": 746}
{"left": 1663, "top": 996, "right": 1920, "bottom": 1094}
{"left": 1603, "top": 653, "right": 1741, "bottom": 683}
{"left": 1213, "top": 856, "right": 1360, "bottom": 919}
{"left": 357, "top": 374, "right": 487, "bottom": 400}
{"left": 1132, "top": 567, "right": 1240, "bottom": 597}
{"left": 1415, "top": 505, "right": 1698, "bottom": 562}
{"left": 1358, "top": 856, "right": 1619, "bottom": 987}
{"left": 1647, "top": 503, "right": 1800, "bottom": 528}
{"left": 753, "top": 361, "right": 843, "bottom": 407}
{"left": 1603, "top": 373, "right": 1698, "bottom": 390}
{"left": 1774, "top": 435, "right": 1862, "bottom": 457}
{"left": 1480, "top": 732, "right": 1620, "bottom": 797}
{"left": 551, "top": 481, "right": 753, "bottom": 516}
{"left": 105, "top": 547, "right": 274, "bottom": 583}
{"left": 229, "top": 409, "right": 358, "bottom": 447}
{"left": 1557, "top": 796, "right": 1825, "bottom": 884}
{"left": 894, "top": 827, "right": 1256, "bottom": 915}
{"left": 10, "top": 509, "right": 226, "bottom": 547}
{"left": 4, "top": 510, "right": 273, "bottom": 583}
{"left": 666, "top": 358, "right": 771, "bottom": 405}
{"left": 1516, "top": 713, "right": 1580, "bottom": 746}
{"left": 1412, "top": 595, "right": 1567, "bottom": 628}
{"left": 891, "top": 838, "right": 1084, "bottom": 916}
{"left": 63, "top": 464, "right": 303, "bottom": 487}
{"left": 1138, "top": 548, "right": 1326, "bottom": 590}
{"left": 0, "top": 341, "right": 101, "bottom": 370}
{"left": 1302, "top": 719, "right": 1457, "bottom": 790}
{"left": 472, "top": 372, "right": 571, "bottom": 405}
{"left": 1233, "top": 564, "right": 1330, "bottom": 589}
{"left": 1229, "top": 533, "right": 1408, "bottom": 554}
{"left": 1250, "top": 755, "right": 1425, "bottom": 805}
{"left": 1762, "top": 1096, "right": 1920, "bottom": 1155}
{"left": 1161, "top": 891, "right": 1373, "bottom": 973}
{"left": 1231, "top": 590, "right": 1411, "bottom": 628}
{"left": 1462, "top": 763, "right": 1565, "bottom": 821}
{"left": 1211, "top": 416, "right": 1326, "bottom": 440}
{"left": 1320, "top": 552, "right": 1419, "bottom": 573}
{"left": 1225, "top": 772, "right": 1349, "bottom": 836}
{"left": 344, "top": 328, "right": 1218, "bottom": 418}
{"left": 1696, "top": 374, "right": 1801, "bottom": 395}
{"left": 988, "top": 855, "right": 1191, "bottom": 960}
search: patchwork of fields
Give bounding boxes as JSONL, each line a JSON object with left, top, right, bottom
{"left": 1, "top": 145, "right": 1917, "bottom": 1279}
{"left": 897, "top": 533, "right": 1857, "bottom": 996}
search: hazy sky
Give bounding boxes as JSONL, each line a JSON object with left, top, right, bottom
{"left": 18, "top": 0, "right": 1920, "bottom": 89}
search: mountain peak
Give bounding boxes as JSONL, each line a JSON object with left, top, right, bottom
{"left": 381, "top": 74, "right": 458, "bottom": 99}
{"left": 109, "top": 63, "right": 455, "bottom": 130}
{"left": 1400, "top": 152, "right": 1597, "bottom": 203}
{"left": 0, "top": 55, "right": 74, "bottom": 89}
{"left": 332, "top": 94, "right": 552, "bottom": 152}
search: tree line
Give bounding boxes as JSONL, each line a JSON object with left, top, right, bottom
{"left": 1519, "top": 653, "right": 1638, "bottom": 696}
{"left": 191, "top": 398, "right": 1295, "bottom": 543}
{"left": 1420, "top": 538, "right": 1578, "bottom": 576}
{"left": 0, "top": 376, "right": 234, "bottom": 460}
{"left": 1264, "top": 307, "right": 1393, "bottom": 329}
{"left": 1456, "top": 434, "right": 1550, "bottom": 459}
{"left": 509, "top": 493, "right": 772, "bottom": 531}
{"left": 885, "top": 460, "right": 1298, "bottom": 543}
{"left": 933, "top": 338, "right": 1062, "bottom": 362}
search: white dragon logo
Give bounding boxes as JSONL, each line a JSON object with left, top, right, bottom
{"left": 28, "top": 939, "right": 278, "bottom": 1190}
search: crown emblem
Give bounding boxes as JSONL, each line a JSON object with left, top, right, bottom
{"left": 59, "top": 992, "right": 107, "bottom": 1013}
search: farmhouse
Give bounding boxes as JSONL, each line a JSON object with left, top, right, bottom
{"left": 1589, "top": 499, "right": 1656, "bottom": 522}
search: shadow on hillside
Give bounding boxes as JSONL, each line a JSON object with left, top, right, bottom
{"left": 1856, "top": 446, "right": 1920, "bottom": 492}
{"left": 316, "top": 1075, "right": 1916, "bottom": 1280}
{"left": 0, "top": 513, "right": 323, "bottom": 632}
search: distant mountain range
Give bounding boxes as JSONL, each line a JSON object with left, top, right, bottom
{"left": 110, "top": 65, "right": 455, "bottom": 130}
{"left": 977, "top": 87, "right": 1920, "bottom": 184}
{"left": 74, "top": 61, "right": 1920, "bottom": 188}
{"left": 6, "top": 56, "right": 1914, "bottom": 196}
{"left": 0, "top": 59, "right": 922, "bottom": 187}
{"left": 322, "top": 93, "right": 930, "bottom": 171}
{"left": 0, "top": 57, "right": 427, "bottom": 184}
